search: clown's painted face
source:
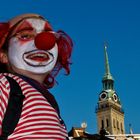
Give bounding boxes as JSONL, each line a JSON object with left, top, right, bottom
{"left": 8, "top": 18, "right": 58, "bottom": 74}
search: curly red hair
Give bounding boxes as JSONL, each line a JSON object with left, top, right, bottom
{"left": 44, "top": 30, "right": 73, "bottom": 88}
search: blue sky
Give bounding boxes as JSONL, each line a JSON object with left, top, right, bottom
{"left": 1, "top": 0, "right": 140, "bottom": 134}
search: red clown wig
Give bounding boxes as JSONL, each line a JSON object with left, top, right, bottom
{"left": 0, "top": 13, "right": 73, "bottom": 88}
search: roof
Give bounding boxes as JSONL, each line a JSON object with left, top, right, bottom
{"left": 68, "top": 127, "right": 113, "bottom": 140}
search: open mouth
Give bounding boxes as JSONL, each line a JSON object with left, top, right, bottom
{"left": 23, "top": 50, "right": 54, "bottom": 67}
{"left": 26, "top": 52, "right": 49, "bottom": 62}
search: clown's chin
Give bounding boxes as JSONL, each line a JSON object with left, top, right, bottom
{"left": 14, "top": 61, "right": 56, "bottom": 75}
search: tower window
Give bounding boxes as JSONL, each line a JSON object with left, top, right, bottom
{"left": 113, "top": 119, "right": 116, "bottom": 128}
{"left": 101, "top": 120, "right": 104, "bottom": 128}
{"left": 106, "top": 119, "right": 109, "bottom": 127}
{"left": 121, "top": 123, "right": 123, "bottom": 132}
{"left": 108, "top": 83, "right": 110, "bottom": 89}
{"left": 105, "top": 83, "right": 107, "bottom": 90}
{"left": 117, "top": 121, "right": 119, "bottom": 129}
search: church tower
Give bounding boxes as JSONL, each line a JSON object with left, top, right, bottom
{"left": 96, "top": 46, "right": 125, "bottom": 135}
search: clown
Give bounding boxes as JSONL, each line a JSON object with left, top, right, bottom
{"left": 0, "top": 14, "right": 73, "bottom": 139}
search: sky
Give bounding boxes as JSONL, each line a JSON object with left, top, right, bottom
{"left": 1, "top": 0, "right": 140, "bottom": 134}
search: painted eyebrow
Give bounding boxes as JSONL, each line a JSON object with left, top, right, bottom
{"left": 9, "top": 26, "right": 34, "bottom": 39}
{"left": 16, "top": 27, "right": 34, "bottom": 34}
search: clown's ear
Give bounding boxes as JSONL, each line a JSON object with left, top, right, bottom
{"left": 0, "top": 23, "right": 10, "bottom": 49}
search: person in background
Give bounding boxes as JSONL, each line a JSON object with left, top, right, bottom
{"left": 0, "top": 13, "right": 73, "bottom": 140}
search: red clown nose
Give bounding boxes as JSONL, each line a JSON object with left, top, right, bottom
{"left": 34, "top": 32, "right": 56, "bottom": 50}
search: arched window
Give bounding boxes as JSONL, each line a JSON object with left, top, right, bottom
{"left": 113, "top": 119, "right": 116, "bottom": 128}
{"left": 101, "top": 120, "right": 104, "bottom": 128}
{"left": 108, "top": 83, "right": 110, "bottom": 89}
{"left": 117, "top": 121, "right": 119, "bottom": 129}
{"left": 105, "top": 83, "right": 107, "bottom": 90}
{"left": 106, "top": 119, "right": 109, "bottom": 127}
{"left": 121, "top": 123, "right": 123, "bottom": 132}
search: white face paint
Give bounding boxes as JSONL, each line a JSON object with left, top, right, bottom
{"left": 8, "top": 18, "right": 58, "bottom": 74}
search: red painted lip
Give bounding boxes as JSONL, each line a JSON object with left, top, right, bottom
{"left": 26, "top": 52, "right": 49, "bottom": 62}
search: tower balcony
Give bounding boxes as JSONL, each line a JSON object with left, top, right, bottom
{"left": 95, "top": 103, "right": 124, "bottom": 114}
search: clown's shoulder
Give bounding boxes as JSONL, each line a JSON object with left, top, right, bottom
{"left": 0, "top": 73, "right": 11, "bottom": 92}
{"left": 0, "top": 73, "right": 11, "bottom": 129}
{"left": 0, "top": 73, "right": 21, "bottom": 97}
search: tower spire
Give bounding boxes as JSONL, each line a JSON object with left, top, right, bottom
{"left": 104, "top": 45, "right": 110, "bottom": 75}
{"left": 102, "top": 44, "right": 114, "bottom": 90}
{"left": 103, "top": 44, "right": 113, "bottom": 81}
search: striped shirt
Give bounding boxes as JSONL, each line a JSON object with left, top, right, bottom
{"left": 0, "top": 73, "right": 68, "bottom": 140}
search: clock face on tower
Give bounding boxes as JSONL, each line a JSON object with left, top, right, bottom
{"left": 113, "top": 93, "right": 118, "bottom": 102}
{"left": 100, "top": 92, "right": 107, "bottom": 100}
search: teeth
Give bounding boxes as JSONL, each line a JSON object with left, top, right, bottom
{"left": 28, "top": 53, "right": 48, "bottom": 58}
